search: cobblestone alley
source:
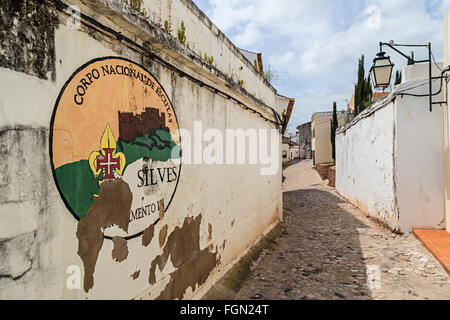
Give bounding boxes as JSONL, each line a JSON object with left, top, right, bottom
{"left": 234, "top": 160, "right": 450, "bottom": 300}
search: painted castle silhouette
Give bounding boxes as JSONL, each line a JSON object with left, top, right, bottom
{"left": 118, "top": 107, "right": 166, "bottom": 141}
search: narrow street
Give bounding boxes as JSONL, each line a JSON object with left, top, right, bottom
{"left": 234, "top": 160, "right": 450, "bottom": 300}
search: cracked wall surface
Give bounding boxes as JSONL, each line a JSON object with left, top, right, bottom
{"left": 0, "top": 128, "right": 63, "bottom": 299}
{"left": 0, "top": 232, "right": 37, "bottom": 280}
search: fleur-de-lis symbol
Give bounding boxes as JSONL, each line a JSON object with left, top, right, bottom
{"left": 88, "top": 124, "right": 126, "bottom": 181}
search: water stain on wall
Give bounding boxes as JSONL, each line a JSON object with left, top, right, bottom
{"left": 148, "top": 215, "right": 218, "bottom": 300}
{"left": 112, "top": 236, "right": 128, "bottom": 262}
{"left": 76, "top": 179, "right": 133, "bottom": 292}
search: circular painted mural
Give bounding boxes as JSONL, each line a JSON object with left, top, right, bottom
{"left": 50, "top": 57, "right": 181, "bottom": 239}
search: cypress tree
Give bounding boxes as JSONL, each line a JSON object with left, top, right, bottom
{"left": 394, "top": 70, "right": 402, "bottom": 85}
{"left": 354, "top": 55, "right": 372, "bottom": 116}
{"left": 331, "top": 101, "right": 338, "bottom": 161}
{"left": 362, "top": 75, "right": 372, "bottom": 112}
{"left": 408, "top": 52, "right": 415, "bottom": 65}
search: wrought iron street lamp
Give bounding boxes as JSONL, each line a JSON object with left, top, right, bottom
{"left": 370, "top": 41, "right": 447, "bottom": 112}
{"left": 370, "top": 51, "right": 394, "bottom": 89}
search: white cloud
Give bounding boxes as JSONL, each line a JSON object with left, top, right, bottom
{"left": 198, "top": 0, "right": 449, "bottom": 134}
{"left": 234, "top": 23, "right": 264, "bottom": 48}
{"left": 208, "top": 0, "right": 255, "bottom": 32}
{"left": 267, "top": 51, "right": 296, "bottom": 71}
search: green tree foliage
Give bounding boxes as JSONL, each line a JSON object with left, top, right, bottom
{"left": 394, "top": 70, "right": 402, "bottom": 85}
{"left": 330, "top": 101, "right": 338, "bottom": 161}
{"left": 263, "top": 68, "right": 274, "bottom": 83}
{"left": 354, "top": 55, "right": 372, "bottom": 116}
{"left": 177, "top": 21, "right": 186, "bottom": 44}
{"left": 408, "top": 51, "right": 415, "bottom": 65}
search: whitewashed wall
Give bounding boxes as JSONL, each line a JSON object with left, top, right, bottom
{"left": 336, "top": 98, "right": 397, "bottom": 230}
{"left": 336, "top": 75, "right": 445, "bottom": 233}
{"left": 395, "top": 85, "right": 445, "bottom": 232}
{"left": 282, "top": 143, "right": 290, "bottom": 161}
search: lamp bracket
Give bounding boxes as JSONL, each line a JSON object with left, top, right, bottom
{"left": 378, "top": 41, "right": 446, "bottom": 112}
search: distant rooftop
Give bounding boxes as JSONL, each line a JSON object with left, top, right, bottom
{"left": 296, "top": 121, "right": 311, "bottom": 129}
{"left": 372, "top": 92, "right": 390, "bottom": 102}
{"left": 238, "top": 48, "right": 264, "bottom": 73}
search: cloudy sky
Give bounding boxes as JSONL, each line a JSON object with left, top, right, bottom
{"left": 193, "top": 0, "right": 450, "bottom": 134}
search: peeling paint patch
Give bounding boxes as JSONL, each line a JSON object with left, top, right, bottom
{"left": 208, "top": 223, "right": 212, "bottom": 240}
{"left": 131, "top": 270, "right": 140, "bottom": 280}
{"left": 142, "top": 224, "right": 155, "bottom": 247}
{"left": 112, "top": 236, "right": 128, "bottom": 262}
{"left": 148, "top": 215, "right": 218, "bottom": 300}
{"left": 159, "top": 225, "right": 168, "bottom": 248}
{"left": 159, "top": 199, "right": 165, "bottom": 220}
{"left": 156, "top": 244, "right": 216, "bottom": 300}
{"left": 76, "top": 179, "right": 132, "bottom": 292}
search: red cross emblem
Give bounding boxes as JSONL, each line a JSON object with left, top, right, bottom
{"left": 97, "top": 148, "right": 120, "bottom": 180}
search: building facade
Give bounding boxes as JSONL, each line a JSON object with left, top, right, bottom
{"left": 441, "top": 10, "right": 450, "bottom": 233}
{"left": 282, "top": 136, "right": 299, "bottom": 163}
{"left": 311, "top": 111, "right": 350, "bottom": 165}
{"left": 0, "top": 0, "right": 293, "bottom": 299}
{"left": 290, "top": 145, "right": 300, "bottom": 159}
{"left": 296, "top": 122, "right": 312, "bottom": 160}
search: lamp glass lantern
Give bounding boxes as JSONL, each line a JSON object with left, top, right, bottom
{"left": 370, "top": 51, "right": 394, "bottom": 89}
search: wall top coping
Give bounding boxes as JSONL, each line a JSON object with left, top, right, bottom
{"left": 336, "top": 75, "right": 444, "bottom": 135}
{"left": 336, "top": 90, "right": 397, "bottom": 135}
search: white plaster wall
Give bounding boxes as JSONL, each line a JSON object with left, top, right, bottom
{"left": 70, "top": 0, "right": 280, "bottom": 116}
{"left": 290, "top": 146, "right": 299, "bottom": 159}
{"left": 0, "top": 3, "right": 283, "bottom": 299}
{"left": 282, "top": 143, "right": 290, "bottom": 161}
{"left": 336, "top": 101, "right": 397, "bottom": 230}
{"left": 402, "top": 62, "right": 443, "bottom": 83}
{"left": 336, "top": 77, "right": 446, "bottom": 233}
{"left": 395, "top": 81, "right": 445, "bottom": 232}
{"left": 142, "top": 0, "right": 278, "bottom": 110}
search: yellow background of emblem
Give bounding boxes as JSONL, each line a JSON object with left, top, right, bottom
{"left": 52, "top": 58, "right": 180, "bottom": 169}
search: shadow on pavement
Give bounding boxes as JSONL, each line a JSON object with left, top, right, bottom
{"left": 272, "top": 188, "right": 372, "bottom": 299}
{"left": 282, "top": 159, "right": 301, "bottom": 170}
{"left": 205, "top": 177, "right": 373, "bottom": 300}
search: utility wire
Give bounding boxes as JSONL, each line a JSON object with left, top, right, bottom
{"left": 397, "top": 66, "right": 450, "bottom": 97}
{"left": 431, "top": 50, "right": 443, "bottom": 72}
